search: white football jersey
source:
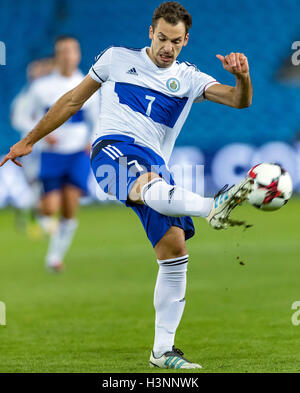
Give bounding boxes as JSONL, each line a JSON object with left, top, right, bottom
{"left": 89, "top": 46, "right": 218, "bottom": 163}
{"left": 12, "top": 70, "right": 100, "bottom": 153}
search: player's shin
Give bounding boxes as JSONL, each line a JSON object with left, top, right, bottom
{"left": 153, "top": 255, "right": 188, "bottom": 358}
{"left": 142, "top": 178, "right": 213, "bottom": 218}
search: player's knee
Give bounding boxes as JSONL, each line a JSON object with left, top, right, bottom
{"left": 41, "top": 203, "right": 57, "bottom": 216}
{"left": 155, "top": 226, "right": 187, "bottom": 260}
{"left": 128, "top": 171, "right": 160, "bottom": 204}
{"left": 166, "top": 236, "right": 186, "bottom": 257}
{"left": 41, "top": 192, "right": 60, "bottom": 216}
{"left": 168, "top": 243, "right": 187, "bottom": 258}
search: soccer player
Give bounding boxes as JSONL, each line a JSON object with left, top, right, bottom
{"left": 1, "top": 2, "right": 253, "bottom": 368}
{"left": 10, "top": 36, "right": 99, "bottom": 271}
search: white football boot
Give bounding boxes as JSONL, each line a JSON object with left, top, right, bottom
{"left": 46, "top": 260, "right": 64, "bottom": 273}
{"left": 149, "top": 346, "right": 202, "bottom": 369}
{"left": 206, "top": 177, "right": 253, "bottom": 230}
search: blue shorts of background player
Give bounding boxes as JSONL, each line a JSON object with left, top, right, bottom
{"left": 90, "top": 134, "right": 195, "bottom": 248}
{"left": 39, "top": 150, "right": 90, "bottom": 194}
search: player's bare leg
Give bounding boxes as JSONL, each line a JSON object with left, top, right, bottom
{"left": 41, "top": 190, "right": 61, "bottom": 216}
{"left": 61, "top": 185, "right": 81, "bottom": 219}
{"left": 154, "top": 225, "right": 187, "bottom": 260}
{"left": 128, "top": 172, "right": 159, "bottom": 204}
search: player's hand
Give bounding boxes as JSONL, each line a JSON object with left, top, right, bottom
{"left": 216, "top": 52, "right": 249, "bottom": 76}
{"left": 45, "top": 135, "right": 58, "bottom": 145}
{"left": 0, "top": 139, "right": 33, "bottom": 167}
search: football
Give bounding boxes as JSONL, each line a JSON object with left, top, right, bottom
{"left": 247, "top": 163, "right": 293, "bottom": 211}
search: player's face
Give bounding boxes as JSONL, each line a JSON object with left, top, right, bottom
{"left": 149, "top": 18, "right": 189, "bottom": 68}
{"left": 55, "top": 39, "right": 81, "bottom": 73}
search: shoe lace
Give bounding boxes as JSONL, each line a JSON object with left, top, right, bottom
{"left": 163, "top": 346, "right": 191, "bottom": 365}
{"left": 173, "top": 346, "right": 184, "bottom": 357}
{"left": 214, "top": 184, "right": 229, "bottom": 199}
{"left": 165, "top": 346, "right": 184, "bottom": 358}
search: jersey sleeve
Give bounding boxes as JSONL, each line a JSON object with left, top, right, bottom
{"left": 10, "top": 83, "right": 41, "bottom": 137}
{"left": 190, "top": 67, "right": 219, "bottom": 103}
{"left": 88, "top": 47, "right": 113, "bottom": 84}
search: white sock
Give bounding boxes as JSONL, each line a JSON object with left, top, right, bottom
{"left": 142, "top": 178, "right": 213, "bottom": 218}
{"left": 153, "top": 255, "right": 188, "bottom": 358}
{"left": 37, "top": 214, "right": 58, "bottom": 235}
{"left": 46, "top": 218, "right": 78, "bottom": 267}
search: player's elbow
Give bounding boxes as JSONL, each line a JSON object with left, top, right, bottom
{"left": 232, "top": 87, "right": 253, "bottom": 109}
{"left": 236, "top": 102, "right": 251, "bottom": 109}
{"left": 235, "top": 97, "right": 252, "bottom": 109}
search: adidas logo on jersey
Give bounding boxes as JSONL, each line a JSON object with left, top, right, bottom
{"left": 127, "top": 67, "right": 138, "bottom": 76}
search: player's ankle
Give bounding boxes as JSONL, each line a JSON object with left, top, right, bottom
{"left": 152, "top": 348, "right": 171, "bottom": 358}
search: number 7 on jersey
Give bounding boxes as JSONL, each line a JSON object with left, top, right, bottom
{"left": 145, "top": 95, "right": 156, "bottom": 116}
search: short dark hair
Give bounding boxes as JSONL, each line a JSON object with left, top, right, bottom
{"left": 152, "top": 2, "right": 192, "bottom": 34}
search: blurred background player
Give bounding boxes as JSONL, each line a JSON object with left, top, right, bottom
{"left": 11, "top": 36, "right": 99, "bottom": 271}
{"left": 11, "top": 57, "right": 55, "bottom": 235}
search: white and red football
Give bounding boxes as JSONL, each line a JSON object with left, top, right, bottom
{"left": 247, "top": 163, "right": 293, "bottom": 211}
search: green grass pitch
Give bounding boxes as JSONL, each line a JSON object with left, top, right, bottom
{"left": 0, "top": 198, "right": 300, "bottom": 373}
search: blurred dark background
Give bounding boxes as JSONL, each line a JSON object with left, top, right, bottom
{"left": 0, "top": 0, "right": 300, "bottom": 200}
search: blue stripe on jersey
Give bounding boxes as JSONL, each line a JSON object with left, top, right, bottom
{"left": 114, "top": 82, "right": 188, "bottom": 128}
{"left": 70, "top": 109, "right": 84, "bottom": 123}
{"left": 45, "top": 107, "right": 85, "bottom": 123}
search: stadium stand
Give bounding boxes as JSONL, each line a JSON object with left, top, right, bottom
{"left": 0, "top": 0, "right": 299, "bottom": 156}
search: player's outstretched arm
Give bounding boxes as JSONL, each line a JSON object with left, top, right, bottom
{"left": 0, "top": 75, "right": 100, "bottom": 167}
{"left": 205, "top": 52, "right": 253, "bottom": 109}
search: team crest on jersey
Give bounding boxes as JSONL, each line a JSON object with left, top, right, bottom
{"left": 166, "top": 78, "right": 180, "bottom": 92}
